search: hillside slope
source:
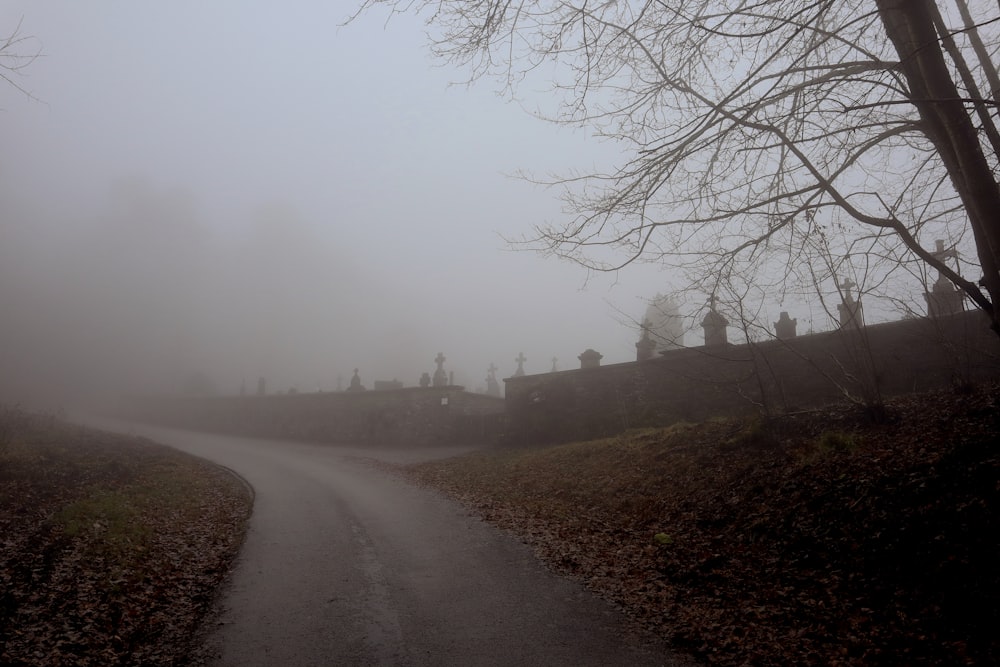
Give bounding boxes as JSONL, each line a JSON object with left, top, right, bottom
{"left": 405, "top": 386, "right": 999, "bottom": 665}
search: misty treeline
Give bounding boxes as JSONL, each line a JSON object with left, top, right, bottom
{"left": 356, "top": 0, "right": 1000, "bottom": 334}
{"left": 0, "top": 178, "right": 388, "bottom": 406}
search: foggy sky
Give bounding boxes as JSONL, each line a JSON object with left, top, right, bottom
{"left": 1, "top": 2, "right": 677, "bottom": 407}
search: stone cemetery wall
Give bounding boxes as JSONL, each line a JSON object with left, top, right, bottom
{"left": 122, "top": 312, "right": 998, "bottom": 448}
{"left": 122, "top": 386, "right": 506, "bottom": 447}
{"left": 503, "top": 311, "right": 1000, "bottom": 444}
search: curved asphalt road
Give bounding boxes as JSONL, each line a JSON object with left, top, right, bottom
{"left": 92, "top": 421, "right": 693, "bottom": 666}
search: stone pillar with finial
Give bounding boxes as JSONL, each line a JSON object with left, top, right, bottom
{"left": 701, "top": 297, "right": 728, "bottom": 346}
{"left": 578, "top": 348, "right": 603, "bottom": 369}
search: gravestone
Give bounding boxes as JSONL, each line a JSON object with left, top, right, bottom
{"left": 419, "top": 372, "right": 431, "bottom": 388}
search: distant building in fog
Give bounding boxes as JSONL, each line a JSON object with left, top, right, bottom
{"left": 641, "top": 294, "right": 684, "bottom": 353}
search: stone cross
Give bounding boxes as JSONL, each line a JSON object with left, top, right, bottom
{"left": 931, "top": 239, "right": 958, "bottom": 263}
{"left": 551, "top": 357, "right": 558, "bottom": 373}
{"left": 433, "top": 353, "right": 448, "bottom": 387}
{"left": 513, "top": 352, "right": 526, "bottom": 377}
{"left": 836, "top": 276, "right": 856, "bottom": 301}
{"left": 487, "top": 362, "right": 498, "bottom": 379}
{"left": 835, "top": 277, "right": 864, "bottom": 328}
{"left": 930, "top": 239, "right": 959, "bottom": 283}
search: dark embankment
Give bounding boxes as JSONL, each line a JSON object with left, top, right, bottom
{"left": 404, "top": 386, "right": 999, "bottom": 665}
{"left": 0, "top": 411, "right": 252, "bottom": 666}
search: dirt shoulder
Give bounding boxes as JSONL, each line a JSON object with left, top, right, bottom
{"left": 403, "top": 385, "right": 1000, "bottom": 666}
{"left": 0, "top": 411, "right": 252, "bottom": 666}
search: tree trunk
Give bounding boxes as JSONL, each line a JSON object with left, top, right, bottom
{"left": 876, "top": 0, "right": 1000, "bottom": 333}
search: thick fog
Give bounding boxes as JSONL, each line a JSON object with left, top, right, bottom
{"left": 0, "top": 3, "right": 672, "bottom": 409}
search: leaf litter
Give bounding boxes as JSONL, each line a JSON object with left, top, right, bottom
{"left": 402, "top": 385, "right": 999, "bottom": 666}
{"left": 0, "top": 413, "right": 252, "bottom": 666}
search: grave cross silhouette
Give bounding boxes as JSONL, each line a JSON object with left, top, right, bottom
{"left": 435, "top": 352, "right": 446, "bottom": 371}
{"left": 514, "top": 352, "right": 526, "bottom": 376}
{"left": 836, "top": 276, "right": 856, "bottom": 301}
{"left": 487, "top": 362, "right": 498, "bottom": 378}
{"left": 930, "top": 240, "right": 959, "bottom": 280}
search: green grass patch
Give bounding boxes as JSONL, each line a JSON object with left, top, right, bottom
{"left": 817, "top": 429, "right": 858, "bottom": 453}
{"left": 56, "top": 490, "right": 146, "bottom": 540}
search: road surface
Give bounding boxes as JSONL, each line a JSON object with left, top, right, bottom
{"left": 92, "top": 422, "right": 693, "bottom": 666}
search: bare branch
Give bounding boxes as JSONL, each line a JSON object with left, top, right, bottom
{"left": 0, "top": 18, "right": 42, "bottom": 105}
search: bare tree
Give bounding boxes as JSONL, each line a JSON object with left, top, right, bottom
{"left": 0, "top": 19, "right": 40, "bottom": 105}
{"left": 353, "top": 0, "right": 1000, "bottom": 333}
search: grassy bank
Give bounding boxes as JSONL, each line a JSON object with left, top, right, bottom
{"left": 0, "top": 409, "right": 252, "bottom": 666}
{"left": 405, "top": 386, "right": 1000, "bottom": 666}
